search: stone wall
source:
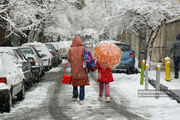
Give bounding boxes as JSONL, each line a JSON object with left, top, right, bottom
{"left": 116, "top": 19, "right": 180, "bottom": 66}
{"left": 178, "top": 0, "right": 180, "bottom": 4}
{"left": 151, "top": 19, "right": 180, "bottom": 62}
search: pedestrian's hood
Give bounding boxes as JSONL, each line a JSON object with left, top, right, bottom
{"left": 71, "top": 35, "right": 84, "bottom": 47}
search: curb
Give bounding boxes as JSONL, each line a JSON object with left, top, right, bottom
{"left": 149, "top": 79, "right": 180, "bottom": 103}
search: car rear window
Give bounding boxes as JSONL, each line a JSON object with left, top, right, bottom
{"left": 45, "top": 44, "right": 52, "bottom": 50}
{"left": 18, "top": 48, "right": 34, "bottom": 55}
{"left": 115, "top": 44, "right": 131, "bottom": 51}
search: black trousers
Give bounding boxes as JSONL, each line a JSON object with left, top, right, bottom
{"left": 173, "top": 56, "right": 180, "bottom": 78}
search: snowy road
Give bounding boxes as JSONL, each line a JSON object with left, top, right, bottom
{"left": 0, "top": 63, "right": 144, "bottom": 120}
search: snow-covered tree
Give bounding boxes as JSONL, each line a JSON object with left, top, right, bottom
{"left": 0, "top": 0, "right": 57, "bottom": 45}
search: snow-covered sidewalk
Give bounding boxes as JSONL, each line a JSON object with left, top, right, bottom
{"left": 149, "top": 70, "right": 180, "bottom": 89}
{"left": 90, "top": 71, "right": 180, "bottom": 120}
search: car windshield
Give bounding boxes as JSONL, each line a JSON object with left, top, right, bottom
{"left": 45, "top": 44, "right": 52, "bottom": 50}
{"left": 32, "top": 47, "right": 41, "bottom": 58}
{"left": 46, "top": 44, "right": 56, "bottom": 51}
{"left": 18, "top": 48, "right": 34, "bottom": 55}
{"left": 115, "top": 44, "right": 130, "bottom": 51}
{"left": 50, "top": 45, "right": 57, "bottom": 51}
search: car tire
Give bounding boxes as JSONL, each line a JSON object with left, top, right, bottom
{"left": 4, "top": 92, "right": 12, "bottom": 112}
{"left": 40, "top": 71, "right": 45, "bottom": 77}
{"left": 127, "top": 67, "right": 135, "bottom": 74}
{"left": 49, "top": 65, "right": 52, "bottom": 69}
{"left": 17, "top": 82, "right": 25, "bottom": 101}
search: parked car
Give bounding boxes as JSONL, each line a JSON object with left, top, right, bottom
{"left": 47, "top": 42, "right": 63, "bottom": 64}
{"left": 45, "top": 43, "right": 61, "bottom": 66}
{"left": 100, "top": 40, "right": 136, "bottom": 74}
{"left": 18, "top": 46, "right": 44, "bottom": 82}
{"left": 22, "top": 42, "right": 53, "bottom": 71}
{"left": 1, "top": 47, "right": 32, "bottom": 89}
{"left": 0, "top": 49, "right": 25, "bottom": 112}
{"left": 57, "top": 41, "right": 72, "bottom": 59}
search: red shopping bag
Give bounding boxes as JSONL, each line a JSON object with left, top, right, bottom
{"left": 62, "top": 62, "right": 71, "bottom": 84}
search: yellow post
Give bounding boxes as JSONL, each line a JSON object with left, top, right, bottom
{"left": 164, "top": 57, "right": 172, "bottom": 81}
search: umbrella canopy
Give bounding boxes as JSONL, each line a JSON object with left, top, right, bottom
{"left": 92, "top": 42, "right": 122, "bottom": 68}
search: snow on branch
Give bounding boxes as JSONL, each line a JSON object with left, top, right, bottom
{"left": 0, "top": 0, "right": 56, "bottom": 38}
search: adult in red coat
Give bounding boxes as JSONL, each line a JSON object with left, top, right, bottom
{"left": 68, "top": 35, "right": 90, "bottom": 102}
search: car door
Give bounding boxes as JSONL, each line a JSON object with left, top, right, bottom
{"left": 31, "top": 47, "right": 44, "bottom": 69}
{"left": 15, "top": 49, "right": 31, "bottom": 82}
{"left": 3, "top": 53, "right": 23, "bottom": 96}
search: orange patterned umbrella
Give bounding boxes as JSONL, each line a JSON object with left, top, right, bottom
{"left": 92, "top": 42, "right": 122, "bottom": 68}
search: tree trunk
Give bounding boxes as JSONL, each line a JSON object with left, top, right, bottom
{"left": 138, "top": 32, "right": 146, "bottom": 68}
{"left": 0, "top": 0, "right": 9, "bottom": 46}
{"left": 0, "top": 13, "right": 7, "bottom": 46}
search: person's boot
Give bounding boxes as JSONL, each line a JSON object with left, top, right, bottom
{"left": 106, "top": 97, "right": 110, "bottom": 103}
{"left": 72, "top": 97, "right": 77, "bottom": 101}
{"left": 175, "top": 74, "right": 178, "bottom": 79}
{"left": 98, "top": 96, "right": 102, "bottom": 101}
{"left": 79, "top": 100, "right": 84, "bottom": 105}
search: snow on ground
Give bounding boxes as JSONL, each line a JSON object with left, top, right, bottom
{"left": 59, "top": 78, "right": 128, "bottom": 120}
{"left": 0, "top": 82, "right": 54, "bottom": 117}
{"left": 149, "top": 69, "right": 180, "bottom": 89}
{"left": 48, "top": 67, "right": 62, "bottom": 73}
{"left": 111, "top": 71, "right": 180, "bottom": 120}
{"left": 47, "top": 59, "right": 68, "bottom": 73}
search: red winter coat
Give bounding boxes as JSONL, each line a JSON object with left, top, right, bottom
{"left": 68, "top": 35, "right": 90, "bottom": 86}
{"left": 92, "top": 63, "right": 114, "bottom": 83}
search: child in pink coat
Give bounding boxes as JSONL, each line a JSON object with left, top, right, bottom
{"left": 92, "top": 62, "right": 114, "bottom": 102}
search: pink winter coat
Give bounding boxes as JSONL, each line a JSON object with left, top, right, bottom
{"left": 92, "top": 63, "right": 114, "bottom": 83}
{"left": 68, "top": 35, "right": 90, "bottom": 86}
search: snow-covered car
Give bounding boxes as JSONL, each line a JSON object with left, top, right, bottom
{"left": 48, "top": 42, "right": 63, "bottom": 64}
{"left": 45, "top": 43, "right": 61, "bottom": 66}
{"left": 1, "top": 47, "right": 32, "bottom": 89}
{"left": 22, "top": 42, "right": 53, "bottom": 71}
{"left": 18, "top": 46, "right": 44, "bottom": 81}
{"left": 0, "top": 49, "right": 25, "bottom": 112}
{"left": 56, "top": 41, "right": 72, "bottom": 59}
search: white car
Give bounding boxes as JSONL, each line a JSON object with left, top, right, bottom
{"left": 53, "top": 41, "right": 72, "bottom": 59}
{"left": 48, "top": 42, "right": 63, "bottom": 63}
{"left": 45, "top": 43, "right": 62, "bottom": 66}
{"left": 0, "top": 49, "right": 25, "bottom": 112}
{"left": 1, "top": 47, "right": 32, "bottom": 89}
{"left": 22, "top": 42, "right": 53, "bottom": 71}
{"left": 18, "top": 46, "right": 44, "bottom": 80}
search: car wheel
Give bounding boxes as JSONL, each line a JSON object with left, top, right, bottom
{"left": 49, "top": 65, "right": 52, "bottom": 69}
{"left": 46, "top": 66, "right": 49, "bottom": 71}
{"left": 40, "top": 71, "right": 45, "bottom": 77}
{"left": 17, "top": 82, "right": 25, "bottom": 101}
{"left": 127, "top": 67, "right": 135, "bottom": 74}
{"left": 4, "top": 91, "right": 12, "bottom": 112}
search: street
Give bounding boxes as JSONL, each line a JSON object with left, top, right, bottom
{"left": 0, "top": 62, "right": 144, "bottom": 120}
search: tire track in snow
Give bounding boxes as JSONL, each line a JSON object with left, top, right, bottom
{"left": 48, "top": 64, "right": 71, "bottom": 120}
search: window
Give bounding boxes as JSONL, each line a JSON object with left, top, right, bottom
{"left": 18, "top": 48, "right": 34, "bottom": 55}
{"left": 116, "top": 44, "right": 131, "bottom": 51}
